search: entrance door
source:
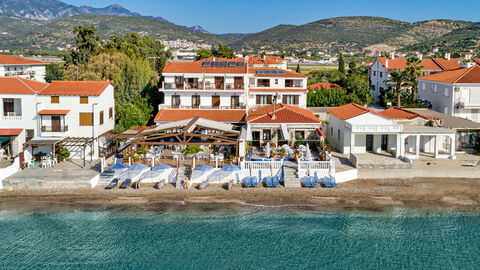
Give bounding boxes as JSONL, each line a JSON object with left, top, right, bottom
{"left": 381, "top": 134, "right": 388, "bottom": 151}
{"left": 252, "top": 131, "right": 261, "bottom": 147}
{"left": 51, "top": 116, "right": 61, "bottom": 132}
{"left": 212, "top": 95, "right": 220, "bottom": 108}
{"left": 366, "top": 134, "right": 373, "bottom": 152}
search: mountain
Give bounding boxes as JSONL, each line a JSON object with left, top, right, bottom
{"left": 0, "top": 14, "right": 45, "bottom": 43}
{"left": 0, "top": 14, "right": 226, "bottom": 49}
{"left": 188, "top": 25, "right": 209, "bottom": 33}
{"left": 230, "top": 17, "right": 476, "bottom": 52}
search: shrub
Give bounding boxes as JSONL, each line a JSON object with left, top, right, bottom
{"left": 55, "top": 144, "right": 70, "bottom": 162}
{"left": 183, "top": 145, "right": 202, "bottom": 154}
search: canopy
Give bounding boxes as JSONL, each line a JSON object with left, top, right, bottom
{"left": 194, "top": 164, "right": 213, "bottom": 172}
{"left": 208, "top": 170, "right": 238, "bottom": 183}
{"left": 152, "top": 163, "right": 171, "bottom": 171}
{"left": 222, "top": 164, "right": 241, "bottom": 171}
{"left": 0, "top": 137, "right": 10, "bottom": 144}
{"left": 129, "top": 163, "right": 150, "bottom": 171}
{"left": 281, "top": 124, "right": 290, "bottom": 140}
{"left": 108, "top": 162, "right": 128, "bottom": 171}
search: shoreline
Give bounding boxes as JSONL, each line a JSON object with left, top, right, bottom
{"left": 1, "top": 177, "right": 480, "bottom": 213}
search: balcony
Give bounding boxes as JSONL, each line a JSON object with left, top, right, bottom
{"left": 458, "top": 98, "right": 480, "bottom": 109}
{"left": 2, "top": 112, "right": 22, "bottom": 120}
{"left": 159, "top": 105, "right": 246, "bottom": 110}
{"left": 41, "top": 126, "right": 69, "bottom": 132}
{"left": 162, "top": 82, "right": 245, "bottom": 91}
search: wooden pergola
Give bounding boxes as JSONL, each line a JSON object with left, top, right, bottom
{"left": 130, "top": 117, "right": 241, "bottom": 157}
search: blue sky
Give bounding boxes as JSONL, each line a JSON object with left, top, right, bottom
{"left": 63, "top": 0, "right": 480, "bottom": 34}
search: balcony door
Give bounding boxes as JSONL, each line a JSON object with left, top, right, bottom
{"left": 212, "top": 95, "right": 220, "bottom": 108}
{"left": 214, "top": 77, "right": 224, "bottom": 89}
{"left": 51, "top": 116, "right": 61, "bottom": 132}
{"left": 234, "top": 77, "right": 244, "bottom": 89}
{"left": 3, "top": 99, "right": 14, "bottom": 116}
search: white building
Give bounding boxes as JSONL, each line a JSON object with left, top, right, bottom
{"left": 369, "top": 55, "right": 462, "bottom": 102}
{"left": 417, "top": 63, "right": 480, "bottom": 123}
{"left": 0, "top": 54, "right": 48, "bottom": 82}
{"left": 0, "top": 78, "right": 115, "bottom": 161}
{"left": 327, "top": 103, "right": 456, "bottom": 160}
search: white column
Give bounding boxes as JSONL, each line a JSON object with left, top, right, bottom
{"left": 350, "top": 133, "right": 356, "bottom": 154}
{"left": 434, "top": 135, "right": 439, "bottom": 158}
{"left": 450, "top": 134, "right": 456, "bottom": 159}
{"left": 395, "top": 134, "right": 401, "bottom": 158}
{"left": 415, "top": 135, "right": 420, "bottom": 159}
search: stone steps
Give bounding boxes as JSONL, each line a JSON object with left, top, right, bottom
{"left": 283, "top": 165, "right": 301, "bottom": 188}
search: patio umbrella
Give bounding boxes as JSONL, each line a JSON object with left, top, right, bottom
{"left": 152, "top": 163, "right": 171, "bottom": 171}
{"left": 108, "top": 162, "right": 128, "bottom": 171}
{"left": 129, "top": 163, "right": 150, "bottom": 171}
{"left": 265, "top": 142, "right": 271, "bottom": 157}
{"left": 222, "top": 164, "right": 241, "bottom": 171}
{"left": 194, "top": 164, "right": 213, "bottom": 171}
{"left": 208, "top": 170, "right": 237, "bottom": 183}
{"left": 306, "top": 143, "right": 311, "bottom": 160}
{"left": 328, "top": 161, "right": 333, "bottom": 177}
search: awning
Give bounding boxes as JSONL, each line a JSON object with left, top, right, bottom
{"left": 0, "top": 128, "right": 22, "bottom": 136}
{"left": 281, "top": 124, "right": 290, "bottom": 140}
{"left": 23, "top": 137, "right": 64, "bottom": 148}
{"left": 0, "top": 137, "right": 10, "bottom": 144}
{"left": 38, "top": 109, "right": 70, "bottom": 115}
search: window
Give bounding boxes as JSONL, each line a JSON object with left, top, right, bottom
{"left": 231, "top": 95, "right": 240, "bottom": 107}
{"left": 171, "top": 95, "right": 180, "bottom": 108}
{"left": 256, "top": 95, "right": 272, "bottom": 105}
{"left": 99, "top": 111, "right": 104, "bottom": 125}
{"left": 109, "top": 107, "right": 113, "bottom": 119}
{"left": 444, "top": 88, "right": 449, "bottom": 97}
{"left": 444, "top": 106, "right": 448, "bottom": 114}
{"left": 337, "top": 129, "right": 341, "bottom": 141}
{"left": 192, "top": 95, "right": 200, "bottom": 108}
{"left": 294, "top": 131, "right": 305, "bottom": 140}
{"left": 263, "top": 129, "right": 271, "bottom": 140}
{"left": 422, "top": 83, "right": 426, "bottom": 91}
{"left": 380, "top": 72, "right": 383, "bottom": 78}
{"left": 80, "top": 96, "right": 88, "bottom": 104}
{"left": 330, "top": 127, "right": 333, "bottom": 136}
{"left": 283, "top": 95, "right": 298, "bottom": 105}
{"left": 434, "top": 85, "right": 437, "bottom": 93}
{"left": 79, "top": 112, "right": 93, "bottom": 126}
{"left": 274, "top": 79, "right": 278, "bottom": 84}
{"left": 26, "top": 129, "right": 34, "bottom": 140}
{"left": 257, "top": 79, "right": 270, "bottom": 87}
{"left": 373, "top": 71, "right": 376, "bottom": 76}
{"left": 51, "top": 96, "right": 59, "bottom": 103}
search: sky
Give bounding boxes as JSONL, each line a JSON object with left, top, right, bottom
{"left": 63, "top": 0, "right": 480, "bottom": 34}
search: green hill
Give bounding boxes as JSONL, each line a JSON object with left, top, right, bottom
{"left": 0, "top": 14, "right": 45, "bottom": 43}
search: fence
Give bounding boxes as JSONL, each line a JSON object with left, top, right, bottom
{"left": 242, "top": 161, "right": 283, "bottom": 170}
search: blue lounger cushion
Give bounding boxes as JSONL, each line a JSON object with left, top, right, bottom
{"left": 303, "top": 176, "right": 311, "bottom": 187}
{"left": 330, "top": 176, "right": 338, "bottom": 187}
{"left": 244, "top": 177, "right": 251, "bottom": 187}
{"left": 310, "top": 178, "right": 317, "bottom": 187}
{"left": 105, "top": 178, "right": 119, "bottom": 189}
{"left": 272, "top": 176, "right": 279, "bottom": 187}
{"left": 265, "top": 176, "right": 273, "bottom": 187}
{"left": 120, "top": 179, "right": 131, "bottom": 189}
{"left": 155, "top": 180, "right": 165, "bottom": 189}
{"left": 251, "top": 176, "right": 258, "bottom": 187}
{"left": 323, "top": 177, "right": 331, "bottom": 187}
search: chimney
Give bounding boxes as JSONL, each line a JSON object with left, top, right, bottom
{"left": 418, "top": 53, "right": 423, "bottom": 60}
{"left": 465, "top": 54, "right": 472, "bottom": 60}
{"left": 390, "top": 51, "right": 395, "bottom": 60}
{"left": 272, "top": 95, "right": 277, "bottom": 120}
{"left": 385, "top": 60, "right": 389, "bottom": 68}
{"left": 445, "top": 53, "right": 451, "bottom": 60}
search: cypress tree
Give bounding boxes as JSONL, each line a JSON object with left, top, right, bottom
{"left": 338, "top": 52, "right": 345, "bottom": 74}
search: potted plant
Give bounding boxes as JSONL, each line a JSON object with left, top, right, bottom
{"left": 280, "top": 148, "right": 286, "bottom": 159}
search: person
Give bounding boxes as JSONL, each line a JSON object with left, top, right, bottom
{"left": 183, "top": 178, "right": 189, "bottom": 189}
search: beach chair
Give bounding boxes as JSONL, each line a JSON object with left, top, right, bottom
{"left": 105, "top": 178, "right": 119, "bottom": 189}
{"left": 310, "top": 177, "right": 317, "bottom": 187}
{"left": 155, "top": 180, "right": 166, "bottom": 189}
{"left": 323, "top": 177, "right": 332, "bottom": 188}
{"left": 244, "top": 177, "right": 251, "bottom": 187}
{"left": 251, "top": 176, "right": 259, "bottom": 187}
{"left": 272, "top": 176, "right": 279, "bottom": 187}
{"left": 227, "top": 180, "right": 233, "bottom": 190}
{"left": 313, "top": 172, "right": 319, "bottom": 185}
{"left": 302, "top": 176, "right": 311, "bottom": 187}
{"left": 120, "top": 179, "right": 132, "bottom": 189}
{"left": 265, "top": 176, "right": 273, "bottom": 187}
{"left": 330, "top": 176, "right": 338, "bottom": 187}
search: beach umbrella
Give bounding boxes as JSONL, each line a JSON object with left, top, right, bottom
{"left": 265, "top": 142, "right": 271, "bottom": 157}
{"left": 129, "top": 163, "right": 150, "bottom": 171}
{"left": 222, "top": 164, "right": 241, "bottom": 171}
{"left": 194, "top": 164, "right": 213, "bottom": 171}
{"left": 306, "top": 143, "right": 311, "bottom": 160}
{"left": 152, "top": 163, "right": 171, "bottom": 171}
{"left": 328, "top": 161, "right": 333, "bottom": 177}
{"left": 108, "top": 162, "right": 128, "bottom": 171}
{"left": 208, "top": 170, "right": 237, "bottom": 183}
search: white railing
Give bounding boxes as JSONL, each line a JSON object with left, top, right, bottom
{"left": 298, "top": 160, "right": 331, "bottom": 171}
{"left": 346, "top": 123, "right": 403, "bottom": 133}
{"left": 2, "top": 115, "right": 22, "bottom": 121}
{"left": 242, "top": 161, "right": 283, "bottom": 170}
{"left": 158, "top": 105, "right": 246, "bottom": 110}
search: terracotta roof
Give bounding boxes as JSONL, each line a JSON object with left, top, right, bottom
{"left": 163, "top": 61, "right": 247, "bottom": 74}
{"left": 249, "top": 88, "right": 307, "bottom": 92}
{"left": 377, "top": 57, "right": 461, "bottom": 71}
{"left": 473, "top": 58, "right": 480, "bottom": 65}
{"left": 316, "top": 128, "right": 326, "bottom": 138}
{"left": 249, "top": 66, "right": 306, "bottom": 78}
{"left": 417, "top": 65, "right": 480, "bottom": 84}
{"left": 37, "top": 109, "right": 70, "bottom": 115}
{"left": 0, "top": 54, "right": 47, "bottom": 65}
{"left": 154, "top": 109, "right": 246, "bottom": 122}
{"left": 247, "top": 104, "right": 320, "bottom": 123}
{"left": 328, "top": 103, "right": 380, "bottom": 120}
{"left": 39, "top": 81, "right": 111, "bottom": 96}
{"left": 0, "top": 128, "right": 23, "bottom": 136}
{"left": 309, "top": 82, "right": 340, "bottom": 90}
{"left": 0, "top": 77, "right": 48, "bottom": 94}
{"left": 378, "top": 107, "right": 438, "bottom": 120}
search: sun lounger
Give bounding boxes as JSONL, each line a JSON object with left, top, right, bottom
{"left": 265, "top": 176, "right": 273, "bottom": 187}
{"left": 302, "top": 176, "right": 311, "bottom": 187}
{"left": 330, "top": 176, "right": 338, "bottom": 187}
{"left": 272, "top": 176, "right": 279, "bottom": 187}
{"left": 310, "top": 177, "right": 317, "bottom": 187}
{"left": 155, "top": 180, "right": 166, "bottom": 189}
{"left": 323, "top": 177, "right": 331, "bottom": 187}
{"left": 251, "top": 176, "right": 258, "bottom": 187}
{"left": 120, "top": 179, "right": 132, "bottom": 189}
{"left": 227, "top": 180, "right": 233, "bottom": 190}
{"left": 199, "top": 180, "right": 209, "bottom": 190}
{"left": 105, "top": 178, "right": 119, "bottom": 189}
{"left": 244, "top": 177, "right": 251, "bottom": 187}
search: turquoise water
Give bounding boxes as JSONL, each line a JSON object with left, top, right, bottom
{"left": 0, "top": 206, "right": 479, "bottom": 269}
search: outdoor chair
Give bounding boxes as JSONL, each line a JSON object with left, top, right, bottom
{"left": 302, "top": 176, "right": 311, "bottom": 187}
{"left": 251, "top": 176, "right": 259, "bottom": 187}
{"left": 105, "top": 178, "right": 119, "bottom": 189}
{"left": 323, "top": 177, "right": 332, "bottom": 187}
{"left": 243, "top": 177, "right": 251, "bottom": 187}
{"left": 330, "top": 176, "right": 338, "bottom": 187}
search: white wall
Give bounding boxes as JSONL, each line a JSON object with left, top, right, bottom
{"left": 369, "top": 59, "right": 388, "bottom": 102}
{"left": 0, "top": 64, "right": 46, "bottom": 82}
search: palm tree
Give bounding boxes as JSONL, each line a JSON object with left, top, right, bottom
{"left": 405, "top": 56, "right": 423, "bottom": 103}
{"left": 386, "top": 70, "right": 408, "bottom": 107}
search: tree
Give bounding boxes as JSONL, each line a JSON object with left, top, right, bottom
{"left": 212, "top": 45, "right": 235, "bottom": 58}
{"left": 338, "top": 52, "right": 345, "bottom": 74}
{"left": 386, "top": 70, "right": 408, "bottom": 107}
{"left": 348, "top": 60, "right": 357, "bottom": 75}
{"left": 65, "top": 25, "right": 102, "bottom": 66}
{"left": 45, "top": 63, "right": 64, "bottom": 82}
{"left": 405, "top": 56, "right": 423, "bottom": 103}
{"left": 196, "top": 49, "right": 213, "bottom": 60}
{"left": 296, "top": 63, "right": 300, "bottom": 73}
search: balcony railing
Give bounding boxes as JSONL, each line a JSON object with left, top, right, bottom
{"left": 42, "top": 126, "right": 68, "bottom": 132}
{"left": 458, "top": 98, "right": 480, "bottom": 109}
{"left": 159, "top": 105, "right": 246, "bottom": 110}
{"left": 162, "top": 82, "right": 245, "bottom": 90}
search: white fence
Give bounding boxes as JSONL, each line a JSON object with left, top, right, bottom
{"left": 0, "top": 157, "right": 20, "bottom": 189}
{"left": 242, "top": 161, "right": 283, "bottom": 171}
{"left": 298, "top": 160, "right": 332, "bottom": 178}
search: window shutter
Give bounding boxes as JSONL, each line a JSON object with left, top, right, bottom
{"left": 109, "top": 107, "right": 113, "bottom": 119}
{"left": 282, "top": 95, "right": 287, "bottom": 104}
{"left": 256, "top": 95, "right": 260, "bottom": 104}
{"left": 79, "top": 112, "right": 93, "bottom": 126}
{"left": 80, "top": 96, "right": 88, "bottom": 104}
{"left": 294, "top": 95, "right": 299, "bottom": 105}
{"left": 99, "top": 111, "right": 104, "bottom": 125}
{"left": 51, "top": 96, "right": 59, "bottom": 103}
{"left": 267, "top": 95, "right": 272, "bottom": 104}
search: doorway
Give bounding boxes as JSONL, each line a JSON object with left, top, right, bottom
{"left": 214, "top": 77, "right": 224, "bottom": 89}
{"left": 366, "top": 134, "right": 373, "bottom": 152}
{"left": 252, "top": 131, "right": 261, "bottom": 147}
{"left": 51, "top": 116, "right": 61, "bottom": 132}
{"left": 381, "top": 134, "right": 388, "bottom": 151}
{"left": 212, "top": 95, "right": 220, "bottom": 108}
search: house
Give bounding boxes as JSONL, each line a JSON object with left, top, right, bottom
{"left": 246, "top": 103, "right": 322, "bottom": 147}
{"left": 417, "top": 63, "right": 480, "bottom": 123}
{"left": 369, "top": 54, "right": 462, "bottom": 102}
{"left": 0, "top": 54, "right": 48, "bottom": 82}
{"left": 327, "top": 103, "right": 456, "bottom": 160}
{"left": 0, "top": 78, "right": 115, "bottom": 161}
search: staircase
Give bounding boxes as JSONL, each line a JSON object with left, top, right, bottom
{"left": 283, "top": 161, "right": 301, "bottom": 188}
{"left": 175, "top": 164, "right": 191, "bottom": 188}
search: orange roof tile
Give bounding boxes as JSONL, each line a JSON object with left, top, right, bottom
{"left": 378, "top": 107, "right": 437, "bottom": 120}
{"left": 309, "top": 82, "right": 340, "bottom": 90}
{"left": 39, "top": 81, "right": 111, "bottom": 96}
{"left": 249, "top": 66, "right": 306, "bottom": 78}
{"left": 37, "top": 109, "right": 70, "bottom": 115}
{"left": 0, "top": 54, "right": 47, "bottom": 65}
{"left": 377, "top": 57, "right": 461, "bottom": 71}
{"left": 0, "top": 77, "right": 48, "bottom": 94}
{"left": 247, "top": 104, "right": 320, "bottom": 123}
{"left": 417, "top": 65, "right": 480, "bottom": 84}
{"left": 0, "top": 128, "right": 23, "bottom": 136}
{"left": 249, "top": 88, "right": 307, "bottom": 92}
{"left": 328, "top": 103, "right": 380, "bottom": 120}
{"left": 154, "top": 109, "right": 246, "bottom": 122}
{"left": 163, "top": 61, "right": 247, "bottom": 74}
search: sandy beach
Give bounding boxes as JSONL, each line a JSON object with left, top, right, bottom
{"left": 1, "top": 177, "right": 480, "bottom": 212}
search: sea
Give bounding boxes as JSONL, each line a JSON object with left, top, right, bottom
{"left": 0, "top": 204, "right": 479, "bottom": 269}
